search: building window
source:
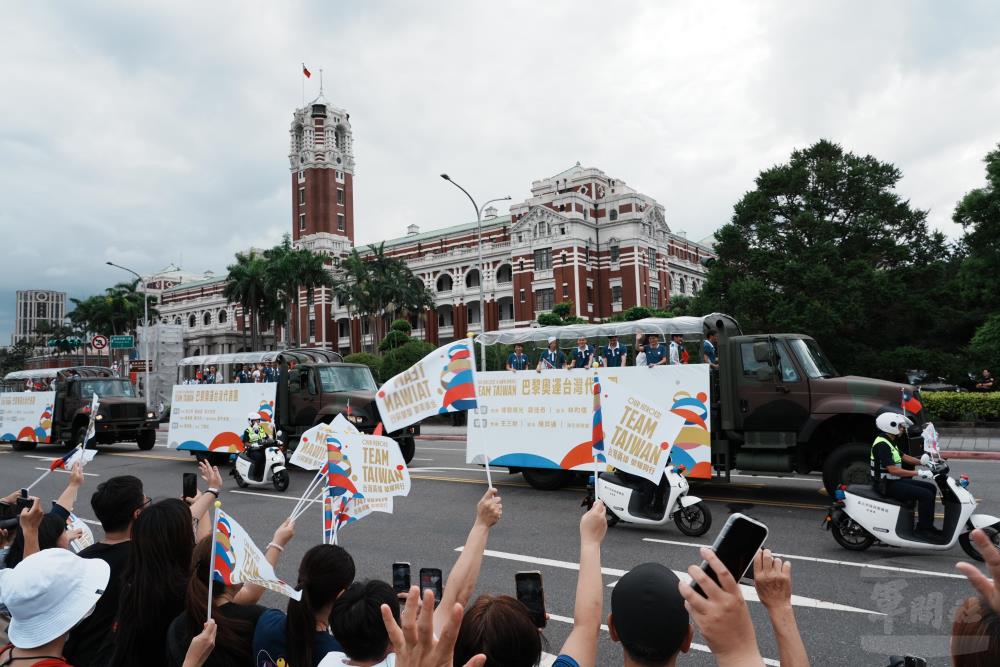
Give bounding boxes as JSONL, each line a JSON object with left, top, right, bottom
{"left": 519, "top": 289, "right": 526, "bottom": 303}
{"left": 611, "top": 285, "right": 622, "bottom": 303}
{"left": 562, "top": 283, "right": 569, "bottom": 299}
{"left": 436, "top": 274, "right": 453, "bottom": 293}
{"left": 648, "top": 247, "right": 656, "bottom": 268}
{"left": 560, "top": 225, "right": 566, "bottom": 235}
{"left": 496, "top": 264, "right": 512, "bottom": 284}
{"left": 587, "top": 284, "right": 594, "bottom": 304}
{"left": 535, "top": 288, "right": 554, "bottom": 311}
{"left": 308, "top": 319, "right": 316, "bottom": 339}
{"left": 218, "top": 310, "right": 228, "bottom": 324}
{"left": 339, "top": 320, "right": 350, "bottom": 337}
{"left": 298, "top": 170, "right": 305, "bottom": 182}
{"left": 337, "top": 214, "right": 345, "bottom": 231}
{"left": 298, "top": 188, "right": 305, "bottom": 205}
{"left": 561, "top": 252, "right": 567, "bottom": 265}
{"left": 609, "top": 209, "right": 618, "bottom": 221}
{"left": 188, "top": 314, "right": 196, "bottom": 328}
{"left": 518, "top": 260, "right": 524, "bottom": 271}
{"left": 299, "top": 214, "right": 306, "bottom": 231}
{"left": 650, "top": 286, "right": 660, "bottom": 309}
{"left": 534, "top": 248, "right": 552, "bottom": 271}
{"left": 337, "top": 189, "right": 345, "bottom": 205}
{"left": 679, "top": 277, "right": 686, "bottom": 294}
{"left": 465, "top": 269, "right": 480, "bottom": 288}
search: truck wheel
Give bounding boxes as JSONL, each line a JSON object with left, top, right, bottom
{"left": 398, "top": 438, "right": 415, "bottom": 464}
{"left": 11, "top": 440, "right": 36, "bottom": 452}
{"left": 522, "top": 469, "right": 572, "bottom": 490}
{"left": 822, "top": 443, "right": 870, "bottom": 495}
{"left": 137, "top": 430, "right": 156, "bottom": 451}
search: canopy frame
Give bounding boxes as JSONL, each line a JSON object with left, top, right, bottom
{"left": 177, "top": 348, "right": 343, "bottom": 367}
{"left": 473, "top": 313, "right": 740, "bottom": 346}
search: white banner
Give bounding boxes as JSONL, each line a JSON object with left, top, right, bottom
{"left": 68, "top": 513, "right": 95, "bottom": 553}
{"left": 468, "top": 365, "right": 713, "bottom": 479}
{"left": 169, "top": 384, "right": 277, "bottom": 452}
{"left": 0, "top": 391, "right": 56, "bottom": 444}
{"left": 290, "top": 415, "right": 359, "bottom": 471}
{"left": 375, "top": 339, "right": 477, "bottom": 432}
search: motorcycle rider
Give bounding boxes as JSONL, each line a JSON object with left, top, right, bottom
{"left": 242, "top": 411, "right": 267, "bottom": 481}
{"left": 871, "top": 412, "right": 940, "bottom": 538}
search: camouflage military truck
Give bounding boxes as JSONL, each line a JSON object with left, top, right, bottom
{"left": 2, "top": 367, "right": 158, "bottom": 451}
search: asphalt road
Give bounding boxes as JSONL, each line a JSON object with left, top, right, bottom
{"left": 4, "top": 431, "right": 999, "bottom": 667}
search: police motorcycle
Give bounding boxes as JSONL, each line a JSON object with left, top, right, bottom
{"left": 593, "top": 461, "right": 712, "bottom": 536}
{"left": 825, "top": 414, "right": 1000, "bottom": 560}
{"left": 231, "top": 412, "right": 290, "bottom": 492}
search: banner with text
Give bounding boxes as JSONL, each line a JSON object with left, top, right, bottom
{"left": 169, "top": 384, "right": 277, "bottom": 452}
{"left": 290, "top": 415, "right": 359, "bottom": 471}
{"left": 214, "top": 508, "right": 301, "bottom": 600}
{"left": 0, "top": 391, "right": 56, "bottom": 444}
{"left": 468, "top": 365, "right": 712, "bottom": 479}
{"left": 376, "top": 339, "right": 477, "bottom": 432}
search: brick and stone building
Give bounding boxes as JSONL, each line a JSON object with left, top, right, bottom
{"left": 159, "top": 96, "right": 713, "bottom": 357}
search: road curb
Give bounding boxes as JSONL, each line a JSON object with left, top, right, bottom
{"left": 941, "top": 450, "right": 1000, "bottom": 461}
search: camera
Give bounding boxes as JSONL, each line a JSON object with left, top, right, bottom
{"left": 886, "top": 656, "right": 926, "bottom": 667}
{"left": 0, "top": 517, "right": 20, "bottom": 530}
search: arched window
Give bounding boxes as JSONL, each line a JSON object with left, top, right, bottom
{"left": 203, "top": 312, "right": 212, "bottom": 326}
{"left": 174, "top": 316, "right": 181, "bottom": 326}
{"left": 218, "top": 310, "right": 228, "bottom": 324}
{"left": 496, "top": 264, "right": 513, "bottom": 284}
{"left": 436, "top": 274, "right": 453, "bottom": 293}
{"left": 679, "top": 277, "right": 686, "bottom": 294}
{"left": 188, "top": 314, "right": 196, "bottom": 328}
{"left": 465, "top": 269, "right": 480, "bottom": 289}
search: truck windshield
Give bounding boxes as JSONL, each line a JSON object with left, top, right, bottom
{"left": 77, "top": 379, "right": 137, "bottom": 398}
{"left": 317, "top": 366, "right": 377, "bottom": 393}
{"left": 788, "top": 339, "right": 838, "bottom": 379}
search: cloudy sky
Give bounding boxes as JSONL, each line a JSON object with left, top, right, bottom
{"left": 2, "top": 1, "right": 999, "bottom": 341}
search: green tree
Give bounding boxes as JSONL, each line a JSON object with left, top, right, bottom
{"left": 953, "top": 143, "right": 1000, "bottom": 315}
{"left": 536, "top": 301, "right": 585, "bottom": 326}
{"left": 223, "top": 250, "right": 271, "bottom": 351}
{"left": 698, "top": 139, "right": 956, "bottom": 376}
{"left": 265, "top": 235, "right": 335, "bottom": 347}
{"left": 969, "top": 315, "right": 1000, "bottom": 373}
{"left": 381, "top": 341, "right": 435, "bottom": 381}
{"left": 0, "top": 339, "right": 33, "bottom": 375}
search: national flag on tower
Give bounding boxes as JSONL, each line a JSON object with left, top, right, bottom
{"left": 302, "top": 63, "right": 312, "bottom": 78}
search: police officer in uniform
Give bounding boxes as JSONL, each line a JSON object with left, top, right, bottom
{"left": 242, "top": 411, "right": 267, "bottom": 481}
{"left": 871, "top": 412, "right": 939, "bottom": 538}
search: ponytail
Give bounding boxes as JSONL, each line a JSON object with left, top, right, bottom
{"left": 285, "top": 544, "right": 356, "bottom": 667}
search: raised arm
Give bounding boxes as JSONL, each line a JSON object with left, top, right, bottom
{"left": 187, "top": 461, "right": 223, "bottom": 534}
{"left": 434, "top": 487, "right": 503, "bottom": 634}
{"left": 558, "top": 500, "right": 607, "bottom": 667}
{"left": 754, "top": 549, "right": 808, "bottom": 667}
{"left": 54, "top": 462, "right": 85, "bottom": 514}
{"left": 234, "top": 518, "right": 295, "bottom": 604}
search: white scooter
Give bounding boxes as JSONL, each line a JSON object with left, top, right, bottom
{"left": 825, "top": 453, "right": 1000, "bottom": 561}
{"left": 596, "top": 463, "right": 712, "bottom": 535}
{"left": 231, "top": 432, "right": 290, "bottom": 492}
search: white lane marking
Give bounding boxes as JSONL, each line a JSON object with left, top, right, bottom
{"left": 461, "top": 547, "right": 882, "bottom": 615}
{"left": 231, "top": 489, "right": 312, "bottom": 503}
{"left": 411, "top": 458, "right": 435, "bottom": 462}
{"left": 33, "top": 467, "right": 99, "bottom": 477}
{"left": 411, "top": 467, "right": 485, "bottom": 474}
{"left": 545, "top": 614, "right": 779, "bottom": 665}
{"left": 415, "top": 447, "right": 466, "bottom": 452}
{"left": 24, "top": 454, "right": 57, "bottom": 460}
{"left": 730, "top": 473, "right": 821, "bottom": 483}
{"left": 643, "top": 537, "right": 966, "bottom": 580}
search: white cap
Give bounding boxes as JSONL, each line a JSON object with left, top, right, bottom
{"left": 547, "top": 336, "right": 557, "bottom": 344}
{"left": 1, "top": 549, "right": 110, "bottom": 648}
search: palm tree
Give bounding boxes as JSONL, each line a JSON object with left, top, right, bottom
{"left": 223, "top": 250, "right": 270, "bottom": 351}
{"left": 265, "top": 235, "right": 334, "bottom": 347}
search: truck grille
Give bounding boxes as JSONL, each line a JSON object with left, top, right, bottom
{"left": 108, "top": 404, "right": 145, "bottom": 421}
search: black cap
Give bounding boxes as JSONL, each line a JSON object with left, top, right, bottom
{"left": 611, "top": 563, "right": 688, "bottom": 660}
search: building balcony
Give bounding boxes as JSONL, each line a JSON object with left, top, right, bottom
{"left": 534, "top": 269, "right": 553, "bottom": 280}
{"left": 499, "top": 319, "right": 515, "bottom": 329}
{"left": 439, "top": 326, "right": 454, "bottom": 338}
{"left": 338, "top": 336, "right": 351, "bottom": 347}
{"left": 612, "top": 301, "right": 623, "bottom": 313}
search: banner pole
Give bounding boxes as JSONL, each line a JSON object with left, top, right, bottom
{"left": 288, "top": 467, "right": 324, "bottom": 521}
{"left": 467, "top": 333, "right": 491, "bottom": 487}
{"left": 206, "top": 500, "right": 222, "bottom": 622}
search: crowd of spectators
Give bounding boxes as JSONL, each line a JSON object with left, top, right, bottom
{"left": 0, "top": 462, "right": 998, "bottom": 667}
{"left": 181, "top": 364, "right": 278, "bottom": 385}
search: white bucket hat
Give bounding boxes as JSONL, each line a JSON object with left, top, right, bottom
{"left": 1, "top": 548, "right": 110, "bottom": 648}
{"left": 547, "top": 336, "right": 558, "bottom": 344}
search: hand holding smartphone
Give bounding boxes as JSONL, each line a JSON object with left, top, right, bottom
{"left": 692, "top": 513, "right": 768, "bottom": 597}
{"left": 15, "top": 489, "right": 33, "bottom": 512}
{"left": 183, "top": 473, "right": 198, "bottom": 499}
{"left": 515, "top": 571, "right": 546, "bottom": 628}
{"left": 392, "top": 562, "right": 411, "bottom": 595}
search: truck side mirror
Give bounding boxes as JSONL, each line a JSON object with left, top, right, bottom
{"left": 752, "top": 342, "right": 771, "bottom": 364}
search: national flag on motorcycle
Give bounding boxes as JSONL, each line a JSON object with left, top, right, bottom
{"left": 901, "top": 388, "right": 922, "bottom": 415}
{"left": 212, "top": 508, "right": 301, "bottom": 600}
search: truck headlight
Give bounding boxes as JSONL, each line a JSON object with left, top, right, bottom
{"left": 347, "top": 415, "right": 364, "bottom": 424}
{"left": 95, "top": 414, "right": 103, "bottom": 421}
{"left": 146, "top": 411, "right": 156, "bottom": 419}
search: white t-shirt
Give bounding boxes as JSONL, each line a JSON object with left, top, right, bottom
{"left": 635, "top": 351, "right": 647, "bottom": 366}
{"left": 319, "top": 652, "right": 396, "bottom": 667}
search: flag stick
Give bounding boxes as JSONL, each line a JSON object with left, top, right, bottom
{"left": 467, "top": 333, "right": 490, "bottom": 487}
{"left": 25, "top": 469, "right": 51, "bottom": 491}
{"left": 332, "top": 496, "right": 352, "bottom": 545}
{"left": 206, "top": 500, "right": 222, "bottom": 622}
{"left": 288, "top": 468, "right": 325, "bottom": 520}
{"left": 291, "top": 487, "right": 325, "bottom": 523}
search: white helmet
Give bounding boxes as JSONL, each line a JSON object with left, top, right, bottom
{"left": 876, "top": 412, "right": 912, "bottom": 435}
{"left": 247, "top": 411, "right": 261, "bottom": 422}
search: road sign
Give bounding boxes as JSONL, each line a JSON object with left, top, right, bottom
{"left": 129, "top": 360, "right": 151, "bottom": 372}
{"left": 110, "top": 335, "right": 135, "bottom": 350}
{"left": 91, "top": 335, "right": 108, "bottom": 350}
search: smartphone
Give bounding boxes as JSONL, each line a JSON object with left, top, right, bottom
{"left": 419, "top": 567, "right": 443, "bottom": 606}
{"left": 692, "top": 513, "right": 768, "bottom": 597}
{"left": 15, "top": 489, "right": 33, "bottom": 512}
{"left": 182, "top": 472, "right": 197, "bottom": 499}
{"left": 515, "top": 571, "right": 546, "bottom": 628}
{"left": 392, "top": 562, "right": 411, "bottom": 595}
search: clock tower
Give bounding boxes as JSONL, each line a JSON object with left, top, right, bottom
{"left": 289, "top": 96, "right": 356, "bottom": 248}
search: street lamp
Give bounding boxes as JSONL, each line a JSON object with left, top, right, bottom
{"left": 440, "top": 174, "right": 510, "bottom": 371}
{"left": 106, "top": 261, "right": 150, "bottom": 409}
